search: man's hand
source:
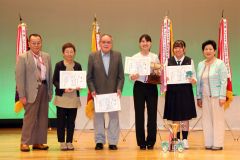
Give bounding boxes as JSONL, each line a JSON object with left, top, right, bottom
{"left": 20, "top": 97, "right": 27, "bottom": 105}
{"left": 91, "top": 91, "right": 96, "bottom": 97}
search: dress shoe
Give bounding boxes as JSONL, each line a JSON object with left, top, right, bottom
{"left": 139, "top": 145, "right": 146, "bottom": 150}
{"left": 147, "top": 145, "right": 154, "bottom": 150}
{"left": 32, "top": 144, "right": 49, "bottom": 150}
{"left": 211, "top": 146, "right": 223, "bottom": 150}
{"left": 20, "top": 144, "right": 30, "bottom": 152}
{"left": 95, "top": 143, "right": 103, "bottom": 150}
{"left": 205, "top": 146, "right": 212, "bottom": 150}
{"left": 109, "top": 145, "right": 118, "bottom": 150}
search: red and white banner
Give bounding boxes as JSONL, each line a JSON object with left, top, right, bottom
{"left": 218, "top": 18, "right": 233, "bottom": 109}
{"left": 16, "top": 23, "right": 28, "bottom": 61}
{"left": 159, "top": 16, "right": 173, "bottom": 94}
{"left": 15, "top": 22, "right": 28, "bottom": 113}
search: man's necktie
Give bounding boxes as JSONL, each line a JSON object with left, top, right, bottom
{"left": 34, "top": 54, "right": 42, "bottom": 80}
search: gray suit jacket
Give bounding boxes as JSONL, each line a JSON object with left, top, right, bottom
{"left": 16, "top": 50, "right": 53, "bottom": 103}
{"left": 87, "top": 50, "right": 124, "bottom": 94}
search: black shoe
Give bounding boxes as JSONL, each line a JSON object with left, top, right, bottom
{"left": 212, "top": 146, "right": 223, "bottom": 150}
{"left": 147, "top": 145, "right": 154, "bottom": 150}
{"left": 139, "top": 145, "right": 146, "bottom": 150}
{"left": 205, "top": 146, "right": 212, "bottom": 150}
{"left": 95, "top": 143, "right": 103, "bottom": 150}
{"left": 109, "top": 145, "right": 118, "bottom": 150}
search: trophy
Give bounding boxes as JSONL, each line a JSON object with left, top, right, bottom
{"left": 161, "top": 123, "right": 184, "bottom": 153}
{"left": 147, "top": 62, "right": 163, "bottom": 84}
{"left": 169, "top": 123, "right": 179, "bottom": 151}
{"left": 150, "top": 62, "right": 163, "bottom": 75}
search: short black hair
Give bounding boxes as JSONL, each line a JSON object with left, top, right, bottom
{"left": 62, "top": 42, "right": 76, "bottom": 53}
{"left": 139, "top": 34, "right": 152, "bottom": 43}
{"left": 202, "top": 40, "right": 217, "bottom": 51}
{"left": 29, "top": 33, "right": 42, "bottom": 41}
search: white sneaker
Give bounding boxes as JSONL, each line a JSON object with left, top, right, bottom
{"left": 182, "top": 139, "right": 189, "bottom": 149}
{"left": 66, "top": 142, "right": 74, "bottom": 150}
{"left": 60, "top": 143, "right": 68, "bottom": 151}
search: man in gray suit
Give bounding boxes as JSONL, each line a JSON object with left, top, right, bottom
{"left": 87, "top": 34, "right": 124, "bottom": 150}
{"left": 16, "top": 34, "right": 52, "bottom": 152}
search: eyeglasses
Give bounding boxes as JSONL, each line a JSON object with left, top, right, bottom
{"left": 30, "top": 42, "right": 42, "bottom": 46}
{"left": 101, "top": 41, "right": 112, "bottom": 45}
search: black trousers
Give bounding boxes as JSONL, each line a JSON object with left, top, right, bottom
{"left": 56, "top": 106, "right": 77, "bottom": 143}
{"left": 133, "top": 81, "right": 158, "bottom": 146}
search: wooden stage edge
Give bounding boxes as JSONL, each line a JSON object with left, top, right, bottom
{"left": 0, "top": 128, "right": 240, "bottom": 160}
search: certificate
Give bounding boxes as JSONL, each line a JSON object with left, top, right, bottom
{"left": 60, "top": 71, "right": 86, "bottom": 89}
{"left": 124, "top": 56, "right": 151, "bottom": 75}
{"left": 94, "top": 93, "right": 121, "bottom": 113}
{"left": 166, "top": 65, "right": 193, "bottom": 84}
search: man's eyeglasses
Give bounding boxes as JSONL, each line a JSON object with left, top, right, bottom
{"left": 101, "top": 41, "right": 112, "bottom": 45}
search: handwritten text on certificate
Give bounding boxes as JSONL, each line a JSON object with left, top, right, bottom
{"left": 60, "top": 71, "right": 86, "bottom": 89}
{"left": 166, "top": 65, "right": 192, "bottom": 84}
{"left": 94, "top": 93, "right": 121, "bottom": 113}
{"left": 124, "top": 57, "right": 151, "bottom": 75}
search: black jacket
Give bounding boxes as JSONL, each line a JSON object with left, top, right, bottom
{"left": 53, "top": 60, "right": 82, "bottom": 97}
{"left": 168, "top": 56, "right": 191, "bottom": 66}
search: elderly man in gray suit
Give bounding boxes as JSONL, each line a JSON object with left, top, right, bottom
{"left": 16, "top": 34, "right": 52, "bottom": 152}
{"left": 87, "top": 34, "right": 125, "bottom": 150}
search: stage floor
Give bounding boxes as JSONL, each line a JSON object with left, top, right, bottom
{"left": 0, "top": 128, "right": 240, "bottom": 160}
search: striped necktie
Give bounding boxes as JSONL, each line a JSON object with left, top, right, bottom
{"left": 33, "top": 54, "right": 42, "bottom": 80}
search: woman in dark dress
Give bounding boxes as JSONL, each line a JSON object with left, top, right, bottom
{"left": 163, "top": 40, "right": 197, "bottom": 149}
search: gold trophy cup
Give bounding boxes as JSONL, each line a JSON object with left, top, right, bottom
{"left": 169, "top": 123, "right": 180, "bottom": 151}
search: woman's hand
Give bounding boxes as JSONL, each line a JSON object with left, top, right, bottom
{"left": 166, "top": 77, "right": 169, "bottom": 82}
{"left": 76, "top": 87, "right": 81, "bottom": 91}
{"left": 64, "top": 88, "right": 74, "bottom": 93}
{"left": 117, "top": 89, "right": 122, "bottom": 97}
{"left": 130, "top": 74, "right": 139, "bottom": 81}
{"left": 219, "top": 99, "right": 226, "bottom": 107}
{"left": 188, "top": 77, "right": 196, "bottom": 84}
{"left": 197, "top": 99, "right": 202, "bottom": 108}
